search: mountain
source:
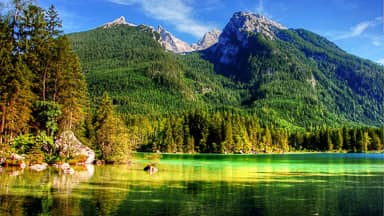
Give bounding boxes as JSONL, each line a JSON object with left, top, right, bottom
{"left": 156, "top": 25, "right": 195, "bottom": 53}
{"left": 202, "top": 11, "right": 384, "bottom": 126}
{"left": 205, "top": 12, "right": 286, "bottom": 72}
{"left": 192, "top": 29, "right": 221, "bottom": 51}
{"left": 68, "top": 12, "right": 384, "bottom": 127}
{"left": 102, "top": 16, "right": 136, "bottom": 28}
{"left": 102, "top": 17, "right": 221, "bottom": 53}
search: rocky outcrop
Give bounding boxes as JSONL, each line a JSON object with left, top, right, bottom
{"left": 55, "top": 131, "right": 95, "bottom": 164}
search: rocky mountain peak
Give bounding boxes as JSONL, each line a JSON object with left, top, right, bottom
{"left": 156, "top": 25, "right": 194, "bottom": 53}
{"left": 192, "top": 29, "right": 221, "bottom": 51}
{"left": 222, "top": 11, "right": 286, "bottom": 41}
{"left": 103, "top": 16, "right": 137, "bottom": 28}
{"left": 208, "top": 11, "right": 287, "bottom": 66}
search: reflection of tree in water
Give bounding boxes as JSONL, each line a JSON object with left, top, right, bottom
{"left": 1, "top": 156, "right": 383, "bottom": 216}
{"left": 184, "top": 182, "right": 202, "bottom": 195}
{"left": 46, "top": 165, "right": 95, "bottom": 216}
{"left": 0, "top": 165, "right": 95, "bottom": 216}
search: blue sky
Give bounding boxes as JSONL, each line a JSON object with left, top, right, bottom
{"left": 2, "top": 0, "right": 382, "bottom": 63}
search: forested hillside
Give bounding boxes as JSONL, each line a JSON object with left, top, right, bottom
{"left": 202, "top": 12, "right": 384, "bottom": 127}
{"left": 67, "top": 15, "right": 384, "bottom": 154}
{"left": 69, "top": 25, "right": 246, "bottom": 115}
{"left": 69, "top": 19, "right": 384, "bottom": 128}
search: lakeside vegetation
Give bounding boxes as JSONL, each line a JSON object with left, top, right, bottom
{"left": 0, "top": 1, "right": 383, "bottom": 165}
{"left": 0, "top": 1, "right": 130, "bottom": 164}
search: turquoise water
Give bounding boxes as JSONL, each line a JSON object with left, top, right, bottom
{"left": 0, "top": 153, "right": 383, "bottom": 215}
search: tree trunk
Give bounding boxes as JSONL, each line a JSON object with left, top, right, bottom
{"left": 42, "top": 69, "right": 47, "bottom": 101}
{"left": 53, "top": 71, "right": 58, "bottom": 102}
{"left": 0, "top": 104, "right": 5, "bottom": 144}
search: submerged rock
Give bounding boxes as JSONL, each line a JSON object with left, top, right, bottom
{"left": 60, "top": 162, "right": 75, "bottom": 174}
{"left": 29, "top": 163, "right": 48, "bottom": 172}
{"left": 55, "top": 131, "right": 95, "bottom": 164}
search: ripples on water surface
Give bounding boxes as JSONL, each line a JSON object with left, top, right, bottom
{"left": 0, "top": 153, "right": 383, "bottom": 215}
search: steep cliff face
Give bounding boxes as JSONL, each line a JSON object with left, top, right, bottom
{"left": 156, "top": 25, "right": 195, "bottom": 53}
{"left": 204, "top": 12, "right": 287, "bottom": 72}
{"left": 192, "top": 29, "right": 221, "bottom": 51}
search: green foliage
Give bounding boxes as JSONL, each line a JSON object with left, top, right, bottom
{"left": 134, "top": 109, "right": 384, "bottom": 153}
{"left": 34, "top": 100, "right": 62, "bottom": 136}
{"left": 0, "top": 2, "right": 90, "bottom": 163}
{"left": 12, "top": 134, "right": 33, "bottom": 154}
{"left": 95, "top": 93, "right": 132, "bottom": 163}
{"left": 35, "top": 130, "right": 59, "bottom": 162}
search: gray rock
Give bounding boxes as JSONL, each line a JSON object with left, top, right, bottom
{"left": 55, "top": 131, "right": 95, "bottom": 164}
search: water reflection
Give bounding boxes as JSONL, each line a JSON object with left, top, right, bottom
{"left": 52, "top": 164, "right": 95, "bottom": 194}
{"left": 0, "top": 154, "right": 383, "bottom": 215}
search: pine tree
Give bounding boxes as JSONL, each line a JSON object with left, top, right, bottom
{"left": 223, "top": 123, "right": 233, "bottom": 153}
{"left": 54, "top": 36, "right": 88, "bottom": 131}
{"left": 263, "top": 127, "right": 272, "bottom": 153}
{"left": 0, "top": 15, "right": 34, "bottom": 143}
{"left": 0, "top": 16, "right": 15, "bottom": 143}
{"left": 95, "top": 92, "right": 131, "bottom": 163}
{"left": 333, "top": 129, "right": 343, "bottom": 151}
{"left": 45, "top": 5, "right": 62, "bottom": 37}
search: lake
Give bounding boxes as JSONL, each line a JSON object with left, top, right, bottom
{"left": 0, "top": 153, "right": 383, "bottom": 216}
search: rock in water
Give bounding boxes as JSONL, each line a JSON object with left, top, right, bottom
{"left": 55, "top": 131, "right": 95, "bottom": 164}
{"left": 144, "top": 164, "right": 158, "bottom": 174}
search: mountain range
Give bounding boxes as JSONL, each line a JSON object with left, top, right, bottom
{"left": 68, "top": 12, "right": 384, "bottom": 128}
{"left": 101, "top": 16, "right": 221, "bottom": 53}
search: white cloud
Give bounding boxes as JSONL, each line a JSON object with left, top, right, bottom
{"left": 372, "top": 36, "right": 384, "bottom": 46}
{"left": 255, "top": 0, "right": 264, "bottom": 15}
{"left": 253, "top": 0, "right": 274, "bottom": 19}
{"left": 377, "top": 58, "right": 384, "bottom": 65}
{"left": 108, "top": 0, "right": 212, "bottom": 38}
{"left": 349, "top": 21, "right": 371, "bottom": 37}
{"left": 335, "top": 17, "right": 382, "bottom": 40}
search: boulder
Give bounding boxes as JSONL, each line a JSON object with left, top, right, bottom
{"left": 55, "top": 131, "right": 95, "bottom": 164}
